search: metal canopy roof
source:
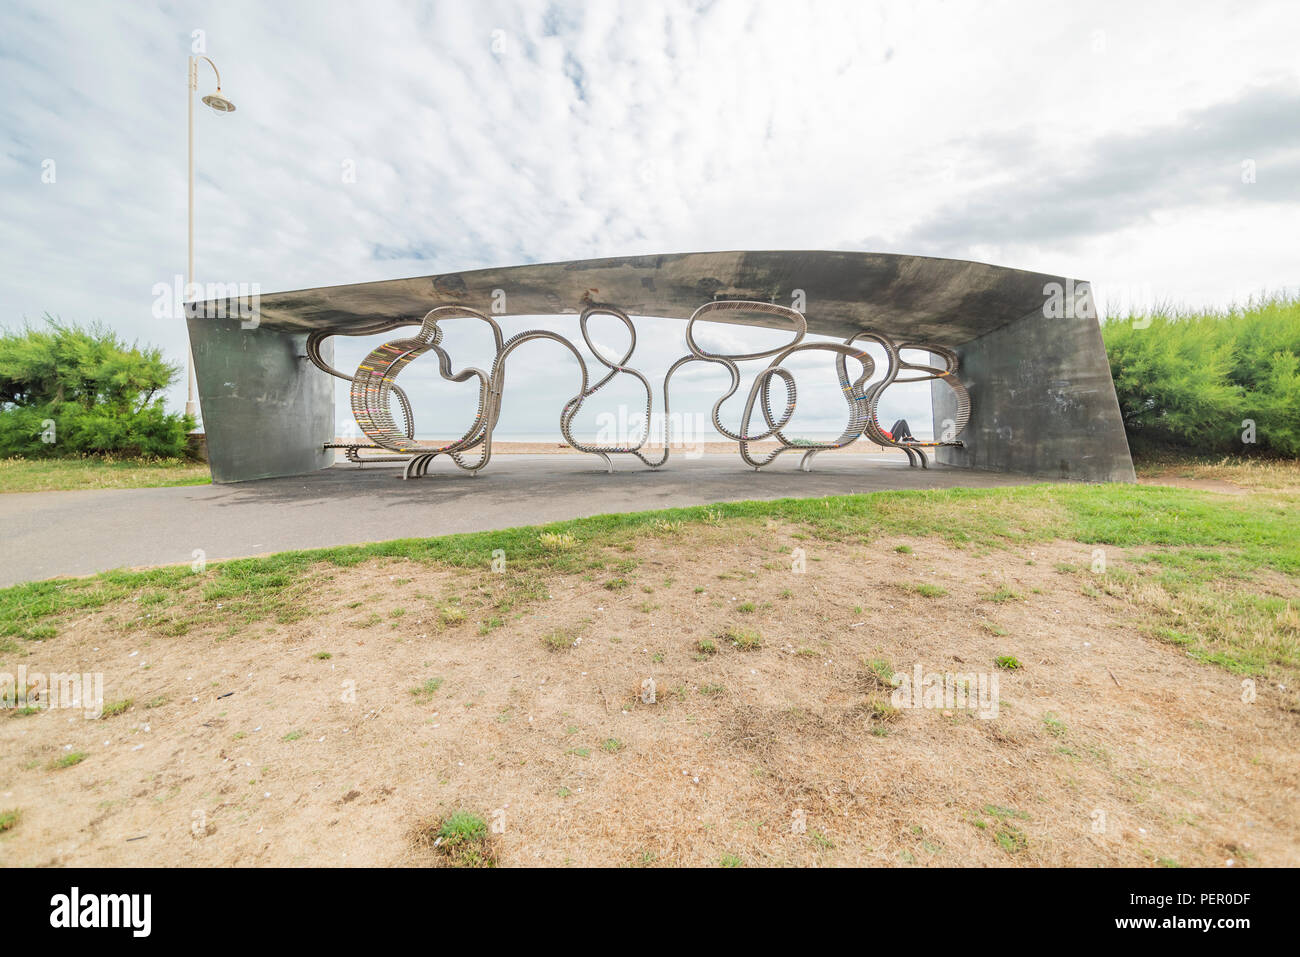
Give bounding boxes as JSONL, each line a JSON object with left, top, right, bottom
{"left": 209, "top": 250, "right": 1074, "bottom": 344}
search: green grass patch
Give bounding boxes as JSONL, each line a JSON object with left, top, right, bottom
{"left": 868, "top": 699, "right": 901, "bottom": 723}
{"left": 724, "top": 625, "right": 763, "bottom": 651}
{"left": 903, "top": 582, "right": 948, "bottom": 598}
{"left": 865, "top": 658, "right": 896, "bottom": 688}
{"left": 100, "top": 698, "right": 131, "bottom": 718}
{"left": 0, "top": 455, "right": 209, "bottom": 493}
{"left": 994, "top": 825, "right": 1028, "bottom": 854}
{"left": 410, "top": 677, "right": 443, "bottom": 700}
{"left": 542, "top": 630, "right": 575, "bottom": 651}
{"left": 439, "top": 606, "right": 466, "bottom": 626}
{"left": 810, "top": 830, "right": 834, "bottom": 850}
{"left": 976, "top": 804, "right": 1031, "bottom": 855}
{"left": 1042, "top": 712, "right": 1067, "bottom": 737}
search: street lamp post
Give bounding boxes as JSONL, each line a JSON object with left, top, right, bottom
{"left": 186, "top": 54, "right": 236, "bottom": 421}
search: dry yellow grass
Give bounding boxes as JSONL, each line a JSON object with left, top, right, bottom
{"left": 1137, "top": 455, "right": 1300, "bottom": 492}
{"left": 2, "top": 522, "right": 1295, "bottom": 868}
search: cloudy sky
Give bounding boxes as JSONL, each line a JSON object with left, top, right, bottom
{"left": 1, "top": 0, "right": 1297, "bottom": 441}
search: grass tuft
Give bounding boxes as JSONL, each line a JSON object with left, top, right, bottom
{"left": 100, "top": 698, "right": 131, "bottom": 718}
{"left": 542, "top": 630, "right": 576, "bottom": 651}
{"left": 426, "top": 810, "right": 495, "bottom": 867}
{"left": 724, "top": 625, "right": 763, "bottom": 651}
{"left": 49, "top": 751, "right": 86, "bottom": 770}
{"left": 410, "top": 677, "right": 444, "bottom": 700}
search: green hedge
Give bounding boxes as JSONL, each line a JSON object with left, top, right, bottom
{"left": 1103, "top": 295, "right": 1300, "bottom": 457}
{"left": 0, "top": 318, "right": 194, "bottom": 459}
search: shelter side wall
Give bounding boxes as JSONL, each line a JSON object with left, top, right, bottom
{"left": 932, "top": 306, "right": 1135, "bottom": 482}
{"left": 187, "top": 316, "right": 335, "bottom": 483}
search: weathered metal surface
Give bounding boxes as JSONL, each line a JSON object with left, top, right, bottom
{"left": 186, "top": 315, "right": 335, "bottom": 483}
{"left": 215, "top": 250, "right": 1071, "bottom": 344}
{"left": 932, "top": 304, "right": 1136, "bottom": 482}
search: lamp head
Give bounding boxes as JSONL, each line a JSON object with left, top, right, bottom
{"left": 202, "top": 90, "right": 236, "bottom": 113}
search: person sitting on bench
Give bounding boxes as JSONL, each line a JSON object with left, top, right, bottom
{"left": 881, "top": 419, "right": 916, "bottom": 442}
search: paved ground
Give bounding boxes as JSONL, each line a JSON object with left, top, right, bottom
{"left": 0, "top": 453, "right": 1036, "bottom": 586}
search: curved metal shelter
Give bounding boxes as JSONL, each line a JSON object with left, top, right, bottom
{"left": 187, "top": 250, "right": 1135, "bottom": 484}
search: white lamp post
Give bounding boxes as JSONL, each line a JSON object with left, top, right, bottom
{"left": 186, "top": 54, "right": 236, "bottom": 421}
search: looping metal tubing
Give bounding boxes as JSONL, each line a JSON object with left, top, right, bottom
{"left": 308, "top": 330, "right": 414, "bottom": 463}
{"left": 325, "top": 300, "right": 970, "bottom": 478}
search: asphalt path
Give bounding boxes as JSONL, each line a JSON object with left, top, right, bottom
{"left": 0, "top": 454, "right": 1035, "bottom": 586}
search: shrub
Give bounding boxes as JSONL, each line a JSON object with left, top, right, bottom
{"left": 1103, "top": 295, "right": 1300, "bottom": 456}
{"left": 0, "top": 317, "right": 193, "bottom": 458}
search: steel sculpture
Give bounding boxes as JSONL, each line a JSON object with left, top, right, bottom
{"left": 302, "top": 298, "right": 972, "bottom": 478}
